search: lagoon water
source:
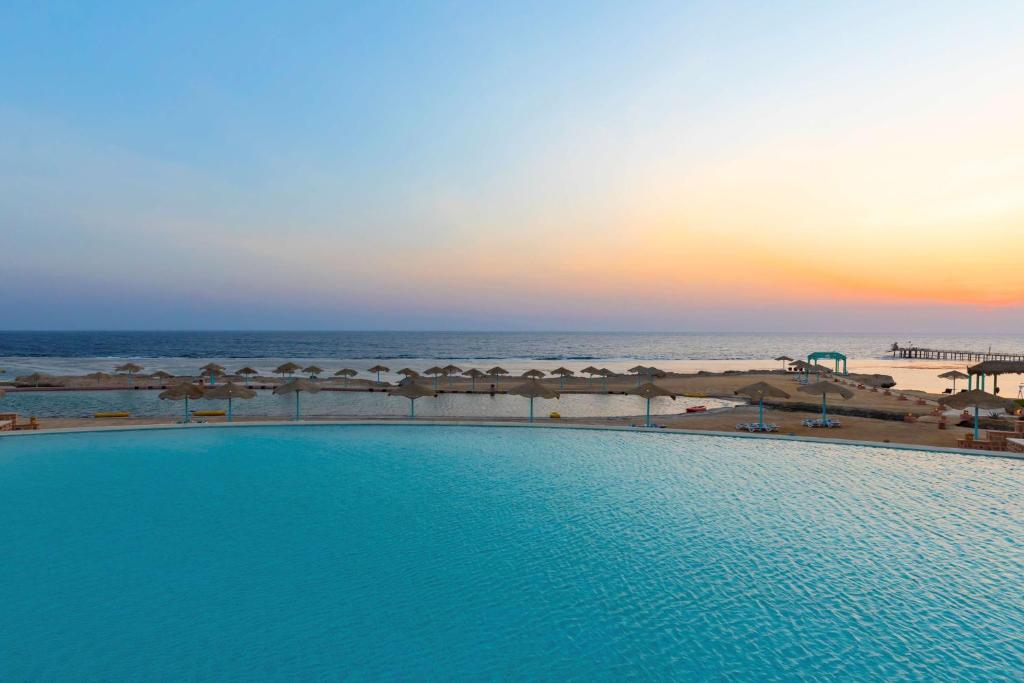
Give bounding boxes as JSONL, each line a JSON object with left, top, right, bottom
{"left": 1, "top": 425, "right": 1021, "bottom": 679}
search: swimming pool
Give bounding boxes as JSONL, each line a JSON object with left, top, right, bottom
{"left": 1, "top": 425, "right": 1021, "bottom": 679}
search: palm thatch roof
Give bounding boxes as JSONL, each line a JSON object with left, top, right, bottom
{"left": 273, "top": 379, "right": 321, "bottom": 395}
{"left": 796, "top": 381, "right": 853, "bottom": 399}
{"left": 387, "top": 382, "right": 437, "bottom": 400}
{"left": 367, "top": 365, "right": 390, "bottom": 373}
{"left": 486, "top": 367, "right": 509, "bottom": 376}
{"left": 116, "top": 363, "right": 144, "bottom": 373}
{"left": 967, "top": 360, "right": 1024, "bottom": 375}
{"left": 151, "top": 370, "right": 175, "bottom": 379}
{"left": 302, "top": 365, "right": 324, "bottom": 375}
{"left": 334, "top": 368, "right": 358, "bottom": 377}
{"left": 200, "top": 367, "right": 225, "bottom": 377}
{"left": 938, "top": 390, "right": 1016, "bottom": 411}
{"left": 581, "top": 366, "right": 600, "bottom": 375}
{"left": 159, "top": 382, "right": 204, "bottom": 400}
{"left": 83, "top": 372, "right": 111, "bottom": 381}
{"left": 625, "top": 382, "right": 677, "bottom": 400}
{"left": 200, "top": 363, "right": 226, "bottom": 372}
{"left": 397, "top": 368, "right": 420, "bottom": 378}
{"left": 774, "top": 355, "right": 794, "bottom": 362}
{"left": 734, "top": 382, "right": 791, "bottom": 400}
{"left": 235, "top": 367, "right": 258, "bottom": 376}
{"left": 507, "top": 380, "right": 559, "bottom": 399}
{"left": 627, "top": 365, "right": 648, "bottom": 374}
{"left": 204, "top": 381, "right": 257, "bottom": 400}
{"left": 273, "top": 362, "right": 302, "bottom": 374}
{"left": 441, "top": 364, "right": 462, "bottom": 375}
{"left": 522, "top": 369, "right": 546, "bottom": 379}
{"left": 463, "top": 368, "right": 485, "bottom": 378}
{"left": 550, "top": 367, "right": 574, "bottom": 377}
{"left": 424, "top": 366, "right": 444, "bottom": 376}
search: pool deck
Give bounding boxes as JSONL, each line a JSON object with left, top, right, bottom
{"left": 2, "top": 418, "right": 1022, "bottom": 462}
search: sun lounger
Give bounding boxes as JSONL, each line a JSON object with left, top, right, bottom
{"left": 802, "top": 418, "right": 842, "bottom": 428}
{"left": 736, "top": 423, "right": 779, "bottom": 433}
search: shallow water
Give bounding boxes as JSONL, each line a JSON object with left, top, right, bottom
{"left": 0, "top": 388, "right": 727, "bottom": 420}
{"left": 1, "top": 426, "right": 1021, "bottom": 679}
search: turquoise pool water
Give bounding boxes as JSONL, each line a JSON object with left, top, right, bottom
{"left": 1, "top": 426, "right": 1021, "bottom": 679}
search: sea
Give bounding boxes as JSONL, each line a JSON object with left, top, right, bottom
{"left": 2, "top": 331, "right": 1024, "bottom": 397}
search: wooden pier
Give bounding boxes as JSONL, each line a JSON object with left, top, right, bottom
{"left": 894, "top": 347, "right": 1024, "bottom": 362}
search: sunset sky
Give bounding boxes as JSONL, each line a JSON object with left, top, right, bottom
{"left": 3, "top": 1, "right": 1023, "bottom": 331}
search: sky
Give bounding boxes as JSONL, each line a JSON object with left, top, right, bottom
{"left": 3, "top": 1, "right": 1023, "bottom": 332}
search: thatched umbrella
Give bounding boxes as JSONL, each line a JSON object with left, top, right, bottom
{"left": 463, "top": 368, "right": 485, "bottom": 390}
{"left": 625, "top": 382, "right": 677, "bottom": 427}
{"left": 200, "top": 362, "right": 226, "bottom": 373}
{"left": 203, "top": 381, "right": 256, "bottom": 422}
{"left": 627, "top": 365, "right": 648, "bottom": 386}
{"left": 397, "top": 368, "right": 420, "bottom": 379}
{"left": 581, "top": 365, "right": 600, "bottom": 386}
{"left": 507, "top": 380, "right": 559, "bottom": 422}
{"left": 735, "top": 382, "right": 791, "bottom": 429}
{"left": 367, "top": 365, "right": 390, "bottom": 384}
{"left": 334, "top": 368, "right": 358, "bottom": 387}
{"left": 598, "top": 368, "right": 614, "bottom": 391}
{"left": 387, "top": 381, "right": 437, "bottom": 417}
{"left": 235, "top": 367, "right": 258, "bottom": 386}
{"left": 424, "top": 366, "right": 445, "bottom": 389}
{"left": 200, "top": 367, "right": 225, "bottom": 386}
{"left": 16, "top": 372, "right": 48, "bottom": 387}
{"left": 83, "top": 371, "right": 111, "bottom": 385}
{"left": 938, "top": 370, "right": 970, "bottom": 393}
{"left": 774, "top": 355, "right": 794, "bottom": 370}
{"left": 159, "top": 382, "right": 204, "bottom": 423}
{"left": 441, "top": 364, "right": 462, "bottom": 387}
{"left": 522, "top": 369, "right": 545, "bottom": 380}
{"left": 116, "top": 362, "right": 144, "bottom": 385}
{"left": 303, "top": 365, "right": 323, "bottom": 379}
{"left": 151, "top": 370, "right": 175, "bottom": 381}
{"left": 487, "top": 366, "right": 509, "bottom": 387}
{"left": 550, "top": 367, "right": 574, "bottom": 389}
{"left": 646, "top": 367, "right": 668, "bottom": 381}
{"left": 273, "top": 362, "right": 302, "bottom": 379}
{"left": 273, "top": 378, "right": 321, "bottom": 421}
{"left": 797, "top": 381, "right": 853, "bottom": 422}
{"left": 939, "top": 389, "right": 1017, "bottom": 440}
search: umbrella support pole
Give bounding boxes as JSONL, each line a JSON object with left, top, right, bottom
{"left": 184, "top": 396, "right": 190, "bottom": 424}
{"left": 759, "top": 399, "right": 765, "bottom": 429}
{"left": 529, "top": 398, "right": 534, "bottom": 423}
{"left": 228, "top": 398, "right": 233, "bottom": 423}
{"left": 646, "top": 398, "right": 651, "bottom": 427}
{"left": 974, "top": 405, "right": 980, "bottom": 441}
{"left": 822, "top": 394, "right": 828, "bottom": 421}
{"left": 410, "top": 399, "right": 415, "bottom": 418}
{"left": 295, "top": 393, "right": 300, "bottom": 421}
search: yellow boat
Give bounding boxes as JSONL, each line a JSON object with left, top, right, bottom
{"left": 549, "top": 411, "right": 561, "bottom": 419}
{"left": 192, "top": 410, "right": 226, "bottom": 417}
{"left": 94, "top": 412, "right": 130, "bottom": 418}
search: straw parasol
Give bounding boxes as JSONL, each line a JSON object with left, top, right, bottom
{"left": 235, "top": 367, "right": 258, "bottom": 386}
{"left": 367, "top": 365, "right": 390, "bottom": 384}
{"left": 151, "top": 370, "right": 174, "bottom": 380}
{"left": 116, "top": 362, "right": 144, "bottom": 385}
{"left": 387, "top": 381, "right": 437, "bottom": 417}
{"left": 581, "top": 366, "right": 600, "bottom": 386}
{"left": 159, "top": 382, "right": 204, "bottom": 423}
{"left": 774, "top": 355, "right": 794, "bottom": 370}
{"left": 441, "top": 365, "right": 462, "bottom": 387}
{"left": 487, "top": 367, "right": 509, "bottom": 387}
{"left": 273, "top": 362, "right": 302, "bottom": 378}
{"left": 200, "top": 362, "right": 226, "bottom": 372}
{"left": 507, "top": 379, "right": 559, "bottom": 422}
{"left": 303, "top": 365, "right": 323, "bottom": 379}
{"left": 334, "top": 368, "right": 358, "bottom": 387}
{"left": 597, "top": 368, "right": 614, "bottom": 391}
{"left": 550, "top": 367, "right": 574, "bottom": 389}
{"left": 424, "top": 366, "right": 445, "bottom": 389}
{"left": 200, "top": 366, "right": 226, "bottom": 386}
{"left": 83, "top": 371, "right": 112, "bottom": 385}
{"left": 938, "top": 370, "right": 970, "bottom": 393}
{"left": 797, "top": 381, "right": 853, "bottom": 422}
{"left": 735, "top": 382, "right": 791, "bottom": 429}
{"left": 203, "top": 381, "right": 256, "bottom": 422}
{"left": 273, "top": 378, "right": 321, "bottom": 421}
{"left": 462, "top": 368, "right": 485, "bottom": 390}
{"left": 522, "top": 369, "right": 546, "bottom": 380}
{"left": 939, "top": 389, "right": 1016, "bottom": 440}
{"left": 625, "top": 382, "right": 677, "bottom": 427}
{"left": 397, "top": 368, "right": 420, "bottom": 378}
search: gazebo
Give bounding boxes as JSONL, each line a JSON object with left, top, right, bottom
{"left": 966, "top": 360, "right": 1024, "bottom": 395}
{"left": 806, "top": 351, "right": 848, "bottom": 376}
